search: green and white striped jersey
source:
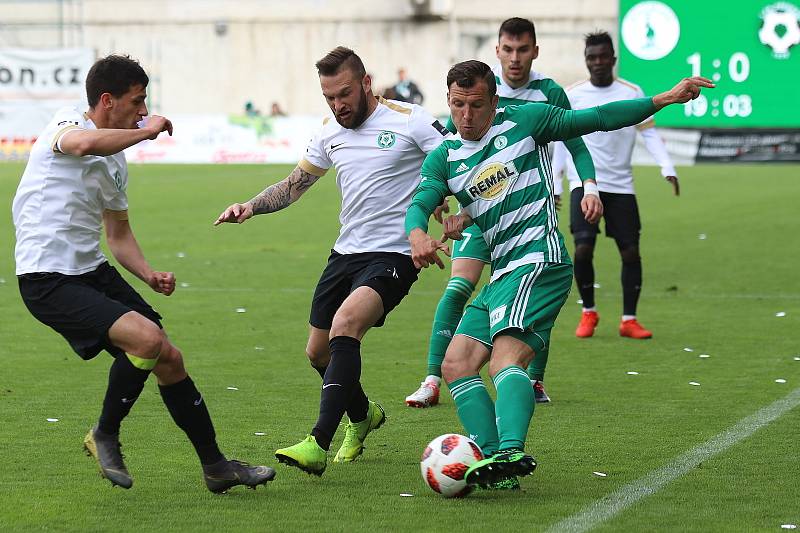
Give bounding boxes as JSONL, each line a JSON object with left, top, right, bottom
{"left": 417, "top": 104, "right": 573, "bottom": 282}
{"left": 493, "top": 64, "right": 572, "bottom": 109}
{"left": 408, "top": 96, "right": 657, "bottom": 283}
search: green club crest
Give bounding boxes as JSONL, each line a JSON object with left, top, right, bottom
{"left": 494, "top": 135, "right": 508, "bottom": 150}
{"left": 377, "top": 130, "right": 396, "bottom": 148}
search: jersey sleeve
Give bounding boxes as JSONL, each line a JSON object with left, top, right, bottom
{"left": 514, "top": 99, "right": 657, "bottom": 145}
{"left": 632, "top": 85, "right": 656, "bottom": 131}
{"left": 546, "top": 86, "right": 595, "bottom": 183}
{"left": 639, "top": 127, "right": 677, "bottom": 177}
{"left": 405, "top": 145, "right": 451, "bottom": 235}
{"left": 297, "top": 119, "right": 332, "bottom": 177}
{"left": 100, "top": 159, "right": 129, "bottom": 212}
{"left": 408, "top": 105, "right": 451, "bottom": 153}
{"left": 50, "top": 109, "right": 85, "bottom": 153}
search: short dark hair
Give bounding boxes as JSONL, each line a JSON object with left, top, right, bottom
{"left": 499, "top": 17, "right": 536, "bottom": 43}
{"left": 85, "top": 55, "right": 148, "bottom": 108}
{"left": 446, "top": 60, "right": 496, "bottom": 98}
{"left": 315, "top": 46, "right": 366, "bottom": 78}
{"left": 585, "top": 31, "right": 615, "bottom": 53}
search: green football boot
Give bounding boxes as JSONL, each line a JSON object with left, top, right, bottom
{"left": 465, "top": 448, "right": 536, "bottom": 487}
{"left": 83, "top": 427, "right": 133, "bottom": 489}
{"left": 480, "top": 476, "right": 521, "bottom": 491}
{"left": 333, "top": 401, "right": 386, "bottom": 463}
{"left": 275, "top": 435, "right": 327, "bottom": 476}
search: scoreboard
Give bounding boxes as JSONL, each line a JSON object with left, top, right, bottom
{"left": 618, "top": 0, "right": 800, "bottom": 128}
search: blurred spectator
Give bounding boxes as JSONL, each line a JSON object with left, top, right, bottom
{"left": 392, "top": 68, "right": 423, "bottom": 104}
{"left": 244, "top": 101, "right": 261, "bottom": 117}
{"left": 270, "top": 102, "right": 287, "bottom": 117}
{"left": 381, "top": 86, "right": 399, "bottom": 100}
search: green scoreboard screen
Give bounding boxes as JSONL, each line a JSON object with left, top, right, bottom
{"left": 618, "top": 0, "right": 800, "bottom": 128}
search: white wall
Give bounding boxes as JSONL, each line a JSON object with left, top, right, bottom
{"left": 0, "top": 0, "right": 617, "bottom": 116}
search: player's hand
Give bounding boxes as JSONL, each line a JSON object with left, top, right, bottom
{"left": 142, "top": 115, "right": 173, "bottom": 139}
{"left": 554, "top": 194, "right": 562, "bottom": 210}
{"left": 666, "top": 176, "right": 680, "bottom": 196}
{"left": 149, "top": 271, "right": 176, "bottom": 296}
{"left": 433, "top": 198, "right": 450, "bottom": 224}
{"left": 214, "top": 202, "right": 254, "bottom": 225}
{"left": 653, "top": 77, "right": 715, "bottom": 110}
{"left": 409, "top": 229, "right": 450, "bottom": 270}
{"left": 441, "top": 212, "right": 473, "bottom": 242}
{"left": 581, "top": 194, "right": 603, "bottom": 224}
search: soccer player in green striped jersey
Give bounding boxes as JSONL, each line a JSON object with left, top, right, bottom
{"left": 406, "top": 60, "right": 712, "bottom": 487}
{"left": 405, "top": 17, "right": 596, "bottom": 409}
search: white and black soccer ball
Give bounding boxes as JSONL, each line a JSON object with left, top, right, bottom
{"left": 420, "top": 434, "right": 484, "bottom": 497}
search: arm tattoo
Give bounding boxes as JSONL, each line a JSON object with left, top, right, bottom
{"left": 249, "top": 166, "right": 321, "bottom": 215}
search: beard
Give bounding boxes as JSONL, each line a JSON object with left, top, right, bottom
{"left": 336, "top": 89, "right": 370, "bottom": 129}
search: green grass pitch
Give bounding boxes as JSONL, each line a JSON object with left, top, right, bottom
{"left": 0, "top": 161, "right": 798, "bottom": 532}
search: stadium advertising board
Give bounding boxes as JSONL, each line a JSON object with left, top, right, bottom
{"left": 0, "top": 48, "right": 93, "bottom": 161}
{"left": 124, "top": 114, "right": 318, "bottom": 164}
{"left": 619, "top": 0, "right": 800, "bottom": 129}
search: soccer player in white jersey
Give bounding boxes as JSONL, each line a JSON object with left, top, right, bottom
{"left": 215, "top": 47, "right": 450, "bottom": 476}
{"left": 552, "top": 32, "right": 680, "bottom": 339}
{"left": 406, "top": 60, "right": 711, "bottom": 488}
{"left": 405, "top": 17, "right": 597, "bottom": 409}
{"left": 12, "top": 55, "right": 276, "bottom": 492}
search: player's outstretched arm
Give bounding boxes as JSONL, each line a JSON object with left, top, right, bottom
{"left": 532, "top": 77, "right": 714, "bottom": 144}
{"left": 214, "top": 165, "right": 321, "bottom": 225}
{"left": 103, "top": 210, "right": 175, "bottom": 295}
{"left": 59, "top": 116, "right": 172, "bottom": 157}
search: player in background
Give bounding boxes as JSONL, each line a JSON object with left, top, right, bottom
{"left": 552, "top": 31, "right": 680, "bottom": 339}
{"left": 407, "top": 60, "right": 712, "bottom": 488}
{"left": 215, "top": 47, "right": 450, "bottom": 476}
{"left": 405, "top": 17, "right": 597, "bottom": 408}
{"left": 12, "top": 55, "right": 276, "bottom": 493}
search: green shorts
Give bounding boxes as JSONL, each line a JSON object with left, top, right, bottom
{"left": 455, "top": 262, "right": 573, "bottom": 352}
{"left": 451, "top": 224, "right": 491, "bottom": 263}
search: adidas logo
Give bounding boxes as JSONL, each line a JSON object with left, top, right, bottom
{"left": 436, "top": 329, "right": 453, "bottom": 338}
{"left": 456, "top": 162, "right": 469, "bottom": 173}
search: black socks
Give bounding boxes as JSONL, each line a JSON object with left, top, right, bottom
{"left": 311, "top": 336, "right": 362, "bottom": 450}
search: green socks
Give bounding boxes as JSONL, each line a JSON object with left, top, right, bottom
{"left": 493, "top": 365, "right": 535, "bottom": 451}
{"left": 426, "top": 277, "right": 475, "bottom": 377}
{"left": 527, "top": 345, "right": 548, "bottom": 382}
{"left": 448, "top": 375, "right": 499, "bottom": 456}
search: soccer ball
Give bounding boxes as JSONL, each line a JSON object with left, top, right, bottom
{"left": 420, "top": 434, "right": 484, "bottom": 497}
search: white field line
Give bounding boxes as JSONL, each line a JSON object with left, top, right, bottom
{"left": 546, "top": 387, "right": 800, "bottom": 533}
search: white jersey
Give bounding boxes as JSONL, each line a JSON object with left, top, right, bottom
{"left": 552, "top": 78, "right": 676, "bottom": 194}
{"left": 299, "top": 97, "right": 450, "bottom": 255}
{"left": 12, "top": 107, "right": 129, "bottom": 275}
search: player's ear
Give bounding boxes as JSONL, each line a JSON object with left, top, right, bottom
{"left": 495, "top": 44, "right": 500, "bottom": 58}
{"left": 99, "top": 92, "right": 114, "bottom": 110}
{"left": 532, "top": 45, "right": 540, "bottom": 60}
{"left": 491, "top": 94, "right": 499, "bottom": 108}
{"left": 363, "top": 73, "right": 372, "bottom": 94}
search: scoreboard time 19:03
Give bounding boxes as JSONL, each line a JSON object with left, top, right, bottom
{"left": 683, "top": 52, "right": 751, "bottom": 119}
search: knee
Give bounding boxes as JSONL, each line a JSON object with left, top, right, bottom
{"left": 330, "top": 310, "right": 363, "bottom": 339}
{"left": 155, "top": 341, "right": 185, "bottom": 373}
{"left": 619, "top": 245, "right": 641, "bottom": 264}
{"left": 305, "top": 342, "right": 329, "bottom": 367}
{"left": 137, "top": 326, "right": 167, "bottom": 359}
{"left": 574, "top": 243, "right": 595, "bottom": 262}
{"left": 488, "top": 351, "right": 533, "bottom": 377}
{"left": 442, "top": 348, "right": 475, "bottom": 383}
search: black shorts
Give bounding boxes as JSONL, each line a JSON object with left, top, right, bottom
{"left": 570, "top": 188, "right": 641, "bottom": 247}
{"left": 18, "top": 262, "right": 162, "bottom": 360}
{"left": 309, "top": 250, "right": 419, "bottom": 329}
